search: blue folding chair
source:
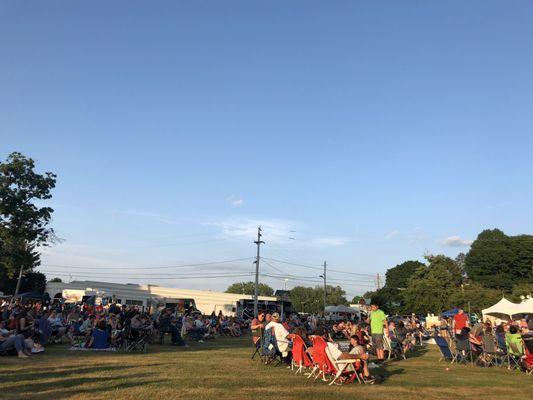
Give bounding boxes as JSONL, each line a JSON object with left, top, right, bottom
{"left": 435, "top": 336, "right": 453, "bottom": 362}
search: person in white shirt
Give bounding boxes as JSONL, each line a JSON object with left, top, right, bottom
{"left": 326, "top": 339, "right": 374, "bottom": 383}
{"left": 264, "top": 312, "right": 290, "bottom": 357}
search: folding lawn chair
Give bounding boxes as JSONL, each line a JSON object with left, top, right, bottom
{"left": 435, "top": 335, "right": 453, "bottom": 362}
{"left": 324, "top": 344, "right": 363, "bottom": 385}
{"left": 383, "top": 334, "right": 393, "bottom": 360}
{"left": 290, "top": 334, "right": 312, "bottom": 374}
{"left": 251, "top": 333, "right": 262, "bottom": 360}
{"left": 523, "top": 335, "right": 533, "bottom": 375}
{"left": 386, "top": 335, "right": 407, "bottom": 360}
{"left": 305, "top": 335, "right": 333, "bottom": 381}
{"left": 506, "top": 341, "right": 524, "bottom": 371}
{"left": 480, "top": 334, "right": 504, "bottom": 368}
{"left": 452, "top": 336, "right": 473, "bottom": 365}
{"left": 261, "top": 327, "right": 282, "bottom": 366}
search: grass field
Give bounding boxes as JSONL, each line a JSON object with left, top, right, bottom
{"left": 0, "top": 336, "right": 531, "bottom": 400}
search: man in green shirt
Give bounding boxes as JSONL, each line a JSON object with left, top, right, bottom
{"left": 368, "top": 304, "right": 387, "bottom": 361}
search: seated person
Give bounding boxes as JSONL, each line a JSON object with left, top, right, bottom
{"left": 264, "top": 312, "right": 290, "bottom": 358}
{"left": 87, "top": 320, "right": 110, "bottom": 349}
{"left": 0, "top": 322, "right": 28, "bottom": 358}
{"left": 79, "top": 315, "right": 95, "bottom": 335}
{"left": 327, "top": 338, "right": 375, "bottom": 383}
{"left": 505, "top": 325, "right": 524, "bottom": 356}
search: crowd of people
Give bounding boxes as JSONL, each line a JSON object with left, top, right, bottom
{"left": 434, "top": 308, "right": 533, "bottom": 372}
{"left": 2, "top": 297, "right": 531, "bottom": 376}
{"left": 0, "top": 298, "right": 250, "bottom": 357}
{"left": 250, "top": 304, "right": 427, "bottom": 384}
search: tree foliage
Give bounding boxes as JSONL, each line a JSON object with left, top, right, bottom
{"left": 385, "top": 260, "right": 425, "bottom": 289}
{"left": 465, "top": 229, "right": 533, "bottom": 290}
{"left": 290, "top": 285, "right": 348, "bottom": 314}
{"left": 225, "top": 281, "right": 274, "bottom": 296}
{"left": 0, "top": 152, "right": 56, "bottom": 294}
{"left": 447, "top": 283, "right": 502, "bottom": 314}
{"left": 402, "top": 255, "right": 463, "bottom": 315}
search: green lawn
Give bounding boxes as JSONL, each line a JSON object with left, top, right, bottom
{"left": 0, "top": 337, "right": 530, "bottom": 400}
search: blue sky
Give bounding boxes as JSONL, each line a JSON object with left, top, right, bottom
{"left": 1, "top": 1, "right": 532, "bottom": 298}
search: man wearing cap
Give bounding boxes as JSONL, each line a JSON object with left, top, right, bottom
{"left": 264, "top": 312, "right": 290, "bottom": 357}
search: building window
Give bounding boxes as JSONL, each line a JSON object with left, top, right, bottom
{"left": 125, "top": 299, "right": 144, "bottom": 306}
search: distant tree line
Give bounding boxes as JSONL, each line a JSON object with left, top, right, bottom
{"left": 364, "top": 229, "right": 533, "bottom": 315}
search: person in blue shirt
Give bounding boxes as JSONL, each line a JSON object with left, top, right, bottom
{"left": 88, "top": 320, "right": 110, "bottom": 349}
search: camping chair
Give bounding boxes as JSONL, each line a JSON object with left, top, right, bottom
{"left": 435, "top": 335, "right": 453, "bottom": 362}
{"left": 452, "top": 336, "right": 473, "bottom": 365}
{"left": 523, "top": 335, "right": 533, "bottom": 375}
{"left": 305, "top": 335, "right": 333, "bottom": 381}
{"left": 386, "top": 334, "right": 407, "bottom": 360}
{"left": 251, "top": 333, "right": 262, "bottom": 360}
{"left": 383, "top": 334, "right": 393, "bottom": 360}
{"left": 290, "top": 334, "right": 312, "bottom": 374}
{"left": 523, "top": 343, "right": 533, "bottom": 375}
{"left": 480, "top": 334, "right": 504, "bottom": 367}
{"left": 324, "top": 344, "right": 363, "bottom": 385}
{"left": 506, "top": 341, "right": 524, "bottom": 371}
{"left": 261, "top": 327, "right": 282, "bottom": 366}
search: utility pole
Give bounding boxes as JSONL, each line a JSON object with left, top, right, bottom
{"left": 13, "top": 241, "right": 28, "bottom": 303}
{"left": 320, "top": 260, "right": 327, "bottom": 314}
{"left": 253, "top": 226, "right": 264, "bottom": 318}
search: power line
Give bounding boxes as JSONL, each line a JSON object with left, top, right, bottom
{"left": 40, "top": 257, "right": 254, "bottom": 270}
{"left": 43, "top": 272, "right": 254, "bottom": 280}
{"left": 262, "top": 257, "right": 376, "bottom": 278}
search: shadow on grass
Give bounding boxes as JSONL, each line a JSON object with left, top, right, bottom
{"left": 1, "top": 363, "right": 163, "bottom": 383}
{"left": 3, "top": 372, "right": 164, "bottom": 400}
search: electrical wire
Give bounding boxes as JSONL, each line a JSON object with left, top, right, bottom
{"left": 40, "top": 257, "right": 254, "bottom": 270}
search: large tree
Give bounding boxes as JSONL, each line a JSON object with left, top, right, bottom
{"left": 385, "top": 260, "right": 425, "bottom": 289}
{"left": 465, "top": 229, "right": 533, "bottom": 290}
{"left": 225, "top": 281, "right": 274, "bottom": 296}
{"left": 402, "top": 255, "right": 463, "bottom": 315}
{"left": 290, "top": 285, "right": 348, "bottom": 314}
{"left": 0, "top": 152, "right": 56, "bottom": 294}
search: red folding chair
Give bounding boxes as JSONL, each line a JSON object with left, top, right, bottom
{"left": 524, "top": 344, "right": 533, "bottom": 375}
{"left": 324, "top": 343, "right": 363, "bottom": 385}
{"left": 290, "top": 334, "right": 313, "bottom": 374}
{"left": 305, "top": 335, "right": 334, "bottom": 381}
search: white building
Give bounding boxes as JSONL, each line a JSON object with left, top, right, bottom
{"left": 46, "top": 280, "right": 277, "bottom": 316}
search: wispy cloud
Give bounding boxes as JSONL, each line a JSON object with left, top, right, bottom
{"left": 484, "top": 202, "right": 509, "bottom": 211}
{"left": 226, "top": 195, "right": 244, "bottom": 208}
{"left": 112, "top": 209, "right": 177, "bottom": 225}
{"left": 384, "top": 230, "right": 399, "bottom": 239}
{"left": 204, "top": 217, "right": 292, "bottom": 243}
{"left": 204, "top": 217, "right": 351, "bottom": 248}
{"left": 442, "top": 235, "right": 473, "bottom": 247}
{"left": 312, "top": 237, "right": 350, "bottom": 247}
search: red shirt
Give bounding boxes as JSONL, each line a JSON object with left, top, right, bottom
{"left": 453, "top": 313, "right": 468, "bottom": 331}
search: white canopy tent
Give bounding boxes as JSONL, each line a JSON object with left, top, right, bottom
{"left": 482, "top": 297, "right": 533, "bottom": 319}
{"left": 325, "top": 305, "right": 359, "bottom": 313}
{"left": 514, "top": 298, "right": 533, "bottom": 315}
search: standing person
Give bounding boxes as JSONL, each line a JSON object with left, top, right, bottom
{"left": 250, "top": 311, "right": 265, "bottom": 346}
{"left": 368, "top": 304, "right": 387, "bottom": 362}
{"left": 453, "top": 309, "right": 469, "bottom": 336}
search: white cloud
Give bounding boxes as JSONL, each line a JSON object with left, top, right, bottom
{"left": 205, "top": 217, "right": 351, "bottom": 248}
{"left": 385, "top": 230, "right": 399, "bottom": 239}
{"left": 442, "top": 235, "right": 473, "bottom": 247}
{"left": 112, "top": 209, "right": 177, "bottom": 225}
{"left": 312, "top": 237, "right": 350, "bottom": 247}
{"left": 204, "top": 217, "right": 292, "bottom": 243}
{"left": 226, "top": 195, "right": 244, "bottom": 208}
